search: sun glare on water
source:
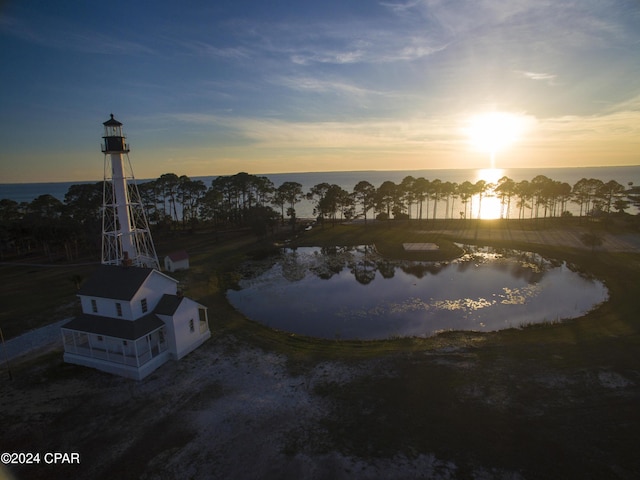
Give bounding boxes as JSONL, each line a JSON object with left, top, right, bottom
{"left": 476, "top": 168, "right": 504, "bottom": 220}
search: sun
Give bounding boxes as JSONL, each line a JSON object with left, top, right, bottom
{"left": 465, "top": 112, "right": 531, "bottom": 166}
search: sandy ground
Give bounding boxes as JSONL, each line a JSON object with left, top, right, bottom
{"left": 1, "top": 336, "right": 475, "bottom": 480}
{"left": 4, "top": 329, "right": 636, "bottom": 479}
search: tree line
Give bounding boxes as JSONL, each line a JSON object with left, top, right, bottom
{"left": 1, "top": 171, "right": 639, "bottom": 261}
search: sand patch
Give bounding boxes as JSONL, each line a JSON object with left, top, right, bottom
{"left": 403, "top": 242, "right": 440, "bottom": 251}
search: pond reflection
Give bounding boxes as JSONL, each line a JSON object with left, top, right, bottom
{"left": 226, "top": 245, "right": 608, "bottom": 340}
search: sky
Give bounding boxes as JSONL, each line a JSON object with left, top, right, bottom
{"left": 1, "top": 0, "right": 639, "bottom": 183}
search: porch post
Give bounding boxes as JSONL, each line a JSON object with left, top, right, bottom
{"left": 134, "top": 338, "right": 140, "bottom": 367}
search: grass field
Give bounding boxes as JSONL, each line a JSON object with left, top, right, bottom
{"left": 2, "top": 217, "right": 640, "bottom": 479}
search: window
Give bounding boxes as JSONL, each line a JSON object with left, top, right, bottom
{"left": 189, "top": 319, "right": 194, "bottom": 333}
{"left": 199, "top": 308, "right": 208, "bottom": 333}
{"left": 116, "top": 302, "right": 123, "bottom": 317}
{"left": 122, "top": 340, "right": 128, "bottom": 346}
{"left": 91, "top": 299, "right": 97, "bottom": 313}
{"left": 141, "top": 298, "right": 148, "bottom": 313}
{"left": 97, "top": 335, "right": 103, "bottom": 342}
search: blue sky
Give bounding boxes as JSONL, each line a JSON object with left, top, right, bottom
{"left": 1, "top": 0, "right": 639, "bottom": 182}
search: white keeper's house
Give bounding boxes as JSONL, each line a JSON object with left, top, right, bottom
{"left": 60, "top": 115, "right": 210, "bottom": 380}
{"left": 61, "top": 266, "right": 210, "bottom": 380}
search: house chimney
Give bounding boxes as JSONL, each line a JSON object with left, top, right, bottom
{"left": 122, "top": 251, "right": 133, "bottom": 267}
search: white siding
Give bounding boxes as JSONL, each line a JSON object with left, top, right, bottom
{"left": 165, "top": 257, "right": 189, "bottom": 272}
{"left": 80, "top": 296, "right": 130, "bottom": 318}
{"left": 79, "top": 270, "right": 179, "bottom": 320}
{"left": 131, "top": 271, "right": 178, "bottom": 318}
{"left": 157, "top": 298, "right": 210, "bottom": 360}
{"left": 173, "top": 298, "right": 210, "bottom": 359}
{"left": 79, "top": 296, "right": 135, "bottom": 320}
{"left": 63, "top": 351, "right": 170, "bottom": 380}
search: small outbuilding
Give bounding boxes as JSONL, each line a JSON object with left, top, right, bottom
{"left": 164, "top": 250, "right": 190, "bottom": 272}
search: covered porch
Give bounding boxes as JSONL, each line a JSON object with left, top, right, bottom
{"left": 61, "top": 329, "right": 167, "bottom": 367}
{"left": 61, "top": 314, "right": 170, "bottom": 380}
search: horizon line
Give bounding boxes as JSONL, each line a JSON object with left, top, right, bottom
{"left": 3, "top": 164, "right": 640, "bottom": 186}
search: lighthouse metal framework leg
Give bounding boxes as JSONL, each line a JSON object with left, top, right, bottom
{"left": 101, "top": 152, "right": 160, "bottom": 270}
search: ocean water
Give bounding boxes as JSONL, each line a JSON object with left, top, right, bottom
{"left": 0, "top": 181, "right": 95, "bottom": 204}
{"left": 2, "top": 166, "right": 639, "bottom": 219}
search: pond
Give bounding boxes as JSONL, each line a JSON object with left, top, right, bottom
{"left": 226, "top": 245, "right": 609, "bottom": 340}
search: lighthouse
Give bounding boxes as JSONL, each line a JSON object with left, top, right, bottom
{"left": 101, "top": 114, "right": 160, "bottom": 269}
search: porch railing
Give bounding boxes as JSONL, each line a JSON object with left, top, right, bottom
{"left": 62, "top": 332, "right": 167, "bottom": 367}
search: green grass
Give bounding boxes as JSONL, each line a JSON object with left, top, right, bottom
{"left": 0, "top": 263, "right": 96, "bottom": 339}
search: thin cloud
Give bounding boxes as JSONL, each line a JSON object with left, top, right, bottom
{"left": 517, "top": 70, "right": 557, "bottom": 84}
{"left": 535, "top": 111, "right": 640, "bottom": 143}
{"left": 290, "top": 49, "right": 365, "bottom": 65}
{"left": 173, "top": 39, "right": 251, "bottom": 60}
{"left": 240, "top": 17, "right": 447, "bottom": 66}
{"left": 605, "top": 94, "right": 640, "bottom": 114}
{"left": 271, "top": 75, "right": 381, "bottom": 97}
{"left": 167, "top": 111, "right": 462, "bottom": 150}
{"left": 379, "top": 1, "right": 424, "bottom": 14}
{"left": 1, "top": 14, "right": 154, "bottom": 55}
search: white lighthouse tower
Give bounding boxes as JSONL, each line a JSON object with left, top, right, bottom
{"left": 101, "top": 114, "right": 160, "bottom": 269}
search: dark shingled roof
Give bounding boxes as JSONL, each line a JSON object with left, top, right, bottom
{"left": 154, "top": 294, "right": 185, "bottom": 316}
{"left": 77, "top": 265, "right": 156, "bottom": 300}
{"left": 62, "top": 314, "right": 165, "bottom": 340}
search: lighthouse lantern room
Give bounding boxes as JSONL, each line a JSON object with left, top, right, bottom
{"left": 102, "top": 114, "right": 130, "bottom": 153}
{"left": 101, "top": 114, "right": 159, "bottom": 269}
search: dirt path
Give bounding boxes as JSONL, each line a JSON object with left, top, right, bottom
{"left": 2, "top": 318, "right": 70, "bottom": 362}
